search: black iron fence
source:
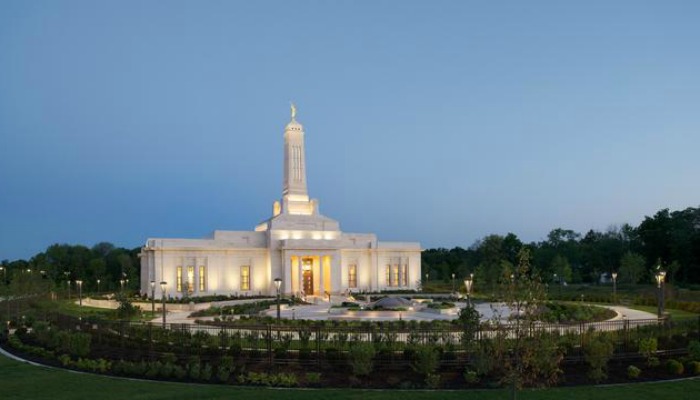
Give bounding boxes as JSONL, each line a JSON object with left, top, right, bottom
{"left": 48, "top": 313, "right": 700, "bottom": 370}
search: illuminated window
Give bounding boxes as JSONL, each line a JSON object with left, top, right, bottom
{"left": 401, "top": 264, "right": 408, "bottom": 286}
{"left": 241, "top": 266, "right": 250, "bottom": 291}
{"left": 385, "top": 265, "right": 391, "bottom": 286}
{"left": 176, "top": 266, "right": 183, "bottom": 292}
{"left": 199, "top": 266, "right": 206, "bottom": 292}
{"left": 348, "top": 264, "right": 357, "bottom": 288}
{"left": 392, "top": 264, "right": 399, "bottom": 287}
{"left": 187, "top": 266, "right": 194, "bottom": 293}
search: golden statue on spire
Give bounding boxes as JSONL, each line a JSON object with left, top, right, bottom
{"left": 290, "top": 102, "right": 297, "bottom": 120}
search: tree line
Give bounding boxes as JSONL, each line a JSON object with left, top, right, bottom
{"left": 1, "top": 206, "right": 698, "bottom": 294}
{"left": 423, "top": 206, "right": 700, "bottom": 287}
{"left": 1, "top": 242, "right": 140, "bottom": 293}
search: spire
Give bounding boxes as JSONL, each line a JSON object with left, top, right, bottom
{"left": 282, "top": 104, "right": 309, "bottom": 211}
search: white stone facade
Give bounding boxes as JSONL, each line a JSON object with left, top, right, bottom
{"left": 140, "top": 109, "right": 421, "bottom": 298}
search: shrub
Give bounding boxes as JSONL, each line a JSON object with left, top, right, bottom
{"left": 472, "top": 341, "right": 497, "bottom": 378}
{"left": 159, "top": 362, "right": 174, "bottom": 378}
{"left": 219, "top": 355, "right": 234, "bottom": 371}
{"left": 584, "top": 336, "right": 614, "bottom": 383}
{"left": 216, "top": 367, "right": 231, "bottom": 383}
{"left": 410, "top": 345, "right": 440, "bottom": 377}
{"left": 424, "top": 373, "right": 441, "bottom": 389}
{"left": 639, "top": 338, "right": 658, "bottom": 366}
{"left": 348, "top": 343, "right": 375, "bottom": 376}
{"left": 687, "top": 361, "right": 700, "bottom": 375}
{"left": 276, "top": 372, "right": 298, "bottom": 387}
{"left": 58, "top": 354, "right": 72, "bottom": 367}
{"left": 200, "top": 364, "right": 213, "bottom": 381}
{"left": 188, "top": 362, "right": 201, "bottom": 380}
{"left": 112, "top": 360, "right": 126, "bottom": 375}
{"left": 524, "top": 334, "right": 564, "bottom": 387}
{"left": 463, "top": 369, "right": 479, "bottom": 384}
{"left": 173, "top": 365, "right": 187, "bottom": 380}
{"left": 161, "top": 352, "right": 177, "bottom": 364}
{"left": 666, "top": 359, "right": 684, "bottom": 375}
{"left": 116, "top": 294, "right": 139, "bottom": 319}
{"left": 305, "top": 372, "right": 321, "bottom": 386}
{"left": 146, "top": 361, "right": 162, "bottom": 378}
{"left": 688, "top": 340, "right": 700, "bottom": 361}
{"left": 627, "top": 365, "right": 641, "bottom": 379}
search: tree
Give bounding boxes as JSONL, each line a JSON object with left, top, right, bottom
{"left": 550, "top": 255, "right": 572, "bottom": 284}
{"left": 492, "top": 248, "right": 562, "bottom": 398}
{"left": 88, "top": 259, "right": 107, "bottom": 291}
{"left": 619, "top": 252, "right": 646, "bottom": 284}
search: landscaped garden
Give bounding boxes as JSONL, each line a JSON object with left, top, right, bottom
{"left": 2, "top": 212, "right": 700, "bottom": 396}
{"left": 2, "top": 352, "right": 700, "bottom": 400}
{"left": 2, "top": 251, "right": 700, "bottom": 393}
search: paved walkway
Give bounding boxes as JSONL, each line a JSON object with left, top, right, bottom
{"left": 95, "top": 296, "right": 657, "bottom": 325}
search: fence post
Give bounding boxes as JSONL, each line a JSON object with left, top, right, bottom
{"left": 267, "top": 325, "right": 273, "bottom": 367}
{"left": 148, "top": 322, "right": 153, "bottom": 359}
{"left": 316, "top": 325, "right": 321, "bottom": 368}
{"left": 579, "top": 322, "right": 584, "bottom": 359}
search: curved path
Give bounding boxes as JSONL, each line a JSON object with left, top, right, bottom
{"left": 129, "top": 299, "right": 656, "bottom": 325}
{"left": 259, "top": 301, "right": 659, "bottom": 323}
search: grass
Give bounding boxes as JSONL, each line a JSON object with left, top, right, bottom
{"left": 2, "top": 353, "right": 700, "bottom": 400}
{"left": 31, "top": 299, "right": 157, "bottom": 322}
{"left": 627, "top": 305, "right": 699, "bottom": 319}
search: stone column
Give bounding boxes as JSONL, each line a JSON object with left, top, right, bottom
{"left": 319, "top": 255, "right": 325, "bottom": 295}
{"left": 298, "top": 255, "right": 303, "bottom": 298}
{"left": 331, "top": 254, "right": 342, "bottom": 295}
{"left": 283, "top": 251, "right": 291, "bottom": 295}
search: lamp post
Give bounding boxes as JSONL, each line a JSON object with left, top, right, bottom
{"left": 655, "top": 270, "right": 666, "bottom": 319}
{"left": 451, "top": 273, "right": 456, "bottom": 294}
{"left": 1, "top": 267, "right": 7, "bottom": 323}
{"left": 611, "top": 272, "right": 618, "bottom": 303}
{"left": 96, "top": 279, "right": 101, "bottom": 294}
{"left": 150, "top": 280, "right": 156, "bottom": 317}
{"left": 274, "top": 278, "right": 282, "bottom": 323}
{"left": 464, "top": 277, "right": 473, "bottom": 307}
{"left": 119, "top": 279, "right": 125, "bottom": 292}
{"left": 64, "top": 271, "right": 71, "bottom": 300}
{"left": 76, "top": 280, "right": 83, "bottom": 320}
{"left": 160, "top": 281, "right": 167, "bottom": 328}
{"left": 424, "top": 272, "right": 429, "bottom": 290}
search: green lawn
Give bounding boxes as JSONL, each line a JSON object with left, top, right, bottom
{"left": 1, "top": 353, "right": 700, "bottom": 400}
{"left": 628, "top": 305, "right": 699, "bottom": 319}
{"left": 31, "top": 299, "right": 157, "bottom": 322}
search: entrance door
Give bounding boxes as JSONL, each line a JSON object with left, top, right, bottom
{"left": 302, "top": 258, "right": 313, "bottom": 295}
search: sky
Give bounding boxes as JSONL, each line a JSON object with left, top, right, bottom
{"left": 1, "top": 1, "right": 699, "bottom": 260}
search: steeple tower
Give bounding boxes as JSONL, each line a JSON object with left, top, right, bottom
{"left": 281, "top": 104, "right": 316, "bottom": 215}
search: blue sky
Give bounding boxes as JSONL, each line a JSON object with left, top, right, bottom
{"left": 1, "top": 1, "right": 699, "bottom": 260}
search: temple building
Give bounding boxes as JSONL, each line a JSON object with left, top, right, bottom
{"left": 140, "top": 106, "right": 421, "bottom": 298}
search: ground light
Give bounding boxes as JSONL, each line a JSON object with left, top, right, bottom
{"left": 464, "top": 277, "right": 473, "bottom": 307}
{"left": 655, "top": 269, "right": 666, "bottom": 318}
